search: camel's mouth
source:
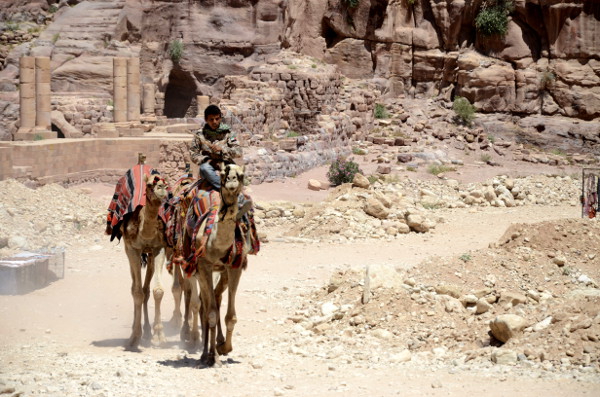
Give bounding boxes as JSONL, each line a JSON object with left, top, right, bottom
{"left": 150, "top": 181, "right": 168, "bottom": 201}
{"left": 221, "top": 164, "right": 244, "bottom": 192}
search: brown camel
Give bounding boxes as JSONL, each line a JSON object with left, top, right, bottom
{"left": 184, "top": 164, "right": 248, "bottom": 367}
{"left": 121, "top": 174, "right": 169, "bottom": 350}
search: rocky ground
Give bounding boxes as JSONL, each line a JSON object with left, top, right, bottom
{"left": 1, "top": 153, "right": 600, "bottom": 396}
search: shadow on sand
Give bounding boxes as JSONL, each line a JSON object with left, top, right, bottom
{"left": 91, "top": 338, "right": 182, "bottom": 352}
{"left": 158, "top": 356, "right": 241, "bottom": 369}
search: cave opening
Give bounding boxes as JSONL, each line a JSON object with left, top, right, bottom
{"left": 163, "top": 68, "right": 196, "bottom": 118}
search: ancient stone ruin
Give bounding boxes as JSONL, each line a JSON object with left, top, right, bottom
{"left": 0, "top": 0, "right": 598, "bottom": 185}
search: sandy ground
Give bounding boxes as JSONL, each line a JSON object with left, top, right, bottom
{"left": 1, "top": 163, "right": 599, "bottom": 397}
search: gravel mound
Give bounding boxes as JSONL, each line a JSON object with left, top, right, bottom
{"left": 289, "top": 217, "right": 600, "bottom": 374}
{"left": 0, "top": 179, "right": 105, "bottom": 258}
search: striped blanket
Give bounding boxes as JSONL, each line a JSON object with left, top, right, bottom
{"left": 163, "top": 180, "right": 260, "bottom": 277}
{"left": 105, "top": 164, "right": 161, "bottom": 242}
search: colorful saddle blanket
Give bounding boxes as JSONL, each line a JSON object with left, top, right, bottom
{"left": 105, "top": 164, "right": 162, "bottom": 242}
{"left": 164, "top": 178, "right": 260, "bottom": 277}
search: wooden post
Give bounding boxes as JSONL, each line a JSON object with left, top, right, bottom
{"left": 362, "top": 265, "right": 370, "bottom": 304}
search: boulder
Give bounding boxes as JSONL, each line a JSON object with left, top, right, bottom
{"left": 352, "top": 173, "right": 370, "bottom": 189}
{"left": 364, "top": 196, "right": 389, "bottom": 219}
{"left": 489, "top": 314, "right": 528, "bottom": 343}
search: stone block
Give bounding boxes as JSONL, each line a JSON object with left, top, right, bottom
{"left": 20, "top": 82, "right": 36, "bottom": 99}
{"left": 0, "top": 249, "right": 64, "bottom": 295}
{"left": 113, "top": 57, "right": 128, "bottom": 77}
{"left": 278, "top": 138, "right": 297, "bottom": 152}
{"left": 19, "top": 56, "right": 35, "bottom": 69}
{"left": 19, "top": 65, "right": 35, "bottom": 84}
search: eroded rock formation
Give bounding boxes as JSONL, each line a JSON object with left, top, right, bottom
{"left": 0, "top": 0, "right": 598, "bottom": 142}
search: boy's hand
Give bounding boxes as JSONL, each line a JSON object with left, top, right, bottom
{"left": 211, "top": 143, "right": 223, "bottom": 153}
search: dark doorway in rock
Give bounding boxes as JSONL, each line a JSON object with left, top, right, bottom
{"left": 51, "top": 123, "right": 65, "bottom": 138}
{"left": 164, "top": 68, "right": 196, "bottom": 118}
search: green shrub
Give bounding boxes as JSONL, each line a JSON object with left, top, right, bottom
{"left": 327, "top": 157, "right": 362, "bottom": 186}
{"left": 169, "top": 39, "right": 184, "bottom": 62}
{"left": 352, "top": 147, "right": 367, "bottom": 155}
{"left": 480, "top": 154, "right": 491, "bottom": 164}
{"left": 539, "top": 69, "right": 555, "bottom": 90}
{"left": 459, "top": 253, "right": 472, "bottom": 262}
{"left": 33, "top": 134, "right": 44, "bottom": 141}
{"left": 367, "top": 175, "right": 379, "bottom": 184}
{"left": 342, "top": 0, "right": 360, "bottom": 8}
{"left": 51, "top": 33, "right": 60, "bottom": 44}
{"left": 452, "top": 96, "right": 476, "bottom": 126}
{"left": 427, "top": 164, "right": 456, "bottom": 176}
{"left": 49, "top": 4, "right": 58, "bottom": 13}
{"left": 374, "top": 103, "right": 390, "bottom": 119}
{"left": 286, "top": 130, "right": 299, "bottom": 138}
{"left": 475, "top": 0, "right": 513, "bottom": 37}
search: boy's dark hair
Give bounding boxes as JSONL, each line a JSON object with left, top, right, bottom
{"left": 204, "top": 104, "right": 222, "bottom": 119}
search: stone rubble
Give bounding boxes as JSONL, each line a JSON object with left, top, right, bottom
{"left": 284, "top": 217, "right": 600, "bottom": 376}
{"left": 254, "top": 173, "right": 581, "bottom": 243}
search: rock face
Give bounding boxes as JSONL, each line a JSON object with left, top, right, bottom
{"left": 285, "top": 0, "right": 600, "bottom": 120}
{"left": 0, "top": 0, "right": 599, "bottom": 142}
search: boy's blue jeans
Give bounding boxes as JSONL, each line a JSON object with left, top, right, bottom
{"left": 199, "top": 162, "right": 221, "bottom": 189}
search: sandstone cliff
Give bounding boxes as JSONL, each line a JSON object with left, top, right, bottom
{"left": 0, "top": 0, "right": 598, "bottom": 142}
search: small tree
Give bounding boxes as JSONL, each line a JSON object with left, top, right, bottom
{"left": 452, "top": 96, "right": 476, "bottom": 126}
{"left": 475, "top": 0, "right": 514, "bottom": 38}
{"left": 169, "top": 39, "right": 184, "bottom": 63}
{"left": 374, "top": 103, "right": 390, "bottom": 119}
{"left": 327, "top": 157, "right": 362, "bottom": 186}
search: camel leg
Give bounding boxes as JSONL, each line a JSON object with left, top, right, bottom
{"left": 125, "top": 244, "right": 143, "bottom": 349}
{"left": 180, "top": 275, "right": 192, "bottom": 342}
{"left": 198, "top": 264, "right": 220, "bottom": 367}
{"left": 218, "top": 261, "right": 244, "bottom": 356}
{"left": 141, "top": 252, "right": 155, "bottom": 342}
{"left": 214, "top": 270, "right": 228, "bottom": 351}
{"left": 169, "top": 256, "right": 183, "bottom": 329}
{"left": 188, "top": 275, "right": 201, "bottom": 351}
{"left": 151, "top": 248, "right": 166, "bottom": 346}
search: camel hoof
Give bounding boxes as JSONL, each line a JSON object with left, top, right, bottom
{"left": 152, "top": 333, "right": 166, "bottom": 347}
{"left": 127, "top": 335, "right": 141, "bottom": 350}
{"left": 200, "top": 353, "right": 220, "bottom": 368}
{"left": 217, "top": 342, "right": 232, "bottom": 356}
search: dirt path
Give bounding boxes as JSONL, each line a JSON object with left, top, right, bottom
{"left": 1, "top": 193, "right": 598, "bottom": 396}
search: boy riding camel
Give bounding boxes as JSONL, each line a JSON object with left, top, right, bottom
{"left": 190, "top": 104, "right": 252, "bottom": 214}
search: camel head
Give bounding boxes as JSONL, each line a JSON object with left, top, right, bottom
{"left": 144, "top": 174, "right": 168, "bottom": 204}
{"left": 220, "top": 164, "right": 244, "bottom": 204}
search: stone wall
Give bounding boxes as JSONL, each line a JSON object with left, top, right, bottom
{"left": 1, "top": 138, "right": 170, "bottom": 185}
{"left": 51, "top": 94, "right": 113, "bottom": 136}
{"left": 0, "top": 136, "right": 352, "bottom": 187}
{"left": 220, "top": 54, "right": 378, "bottom": 154}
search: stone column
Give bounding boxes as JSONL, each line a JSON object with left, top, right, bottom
{"left": 113, "top": 57, "right": 127, "bottom": 123}
{"left": 126, "top": 57, "right": 141, "bottom": 121}
{"left": 35, "top": 56, "right": 51, "bottom": 131}
{"left": 196, "top": 95, "right": 210, "bottom": 118}
{"left": 142, "top": 83, "right": 155, "bottom": 114}
{"left": 19, "top": 56, "right": 36, "bottom": 132}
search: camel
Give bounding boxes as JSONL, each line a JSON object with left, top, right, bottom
{"left": 121, "top": 173, "right": 169, "bottom": 350}
{"left": 183, "top": 163, "right": 248, "bottom": 366}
